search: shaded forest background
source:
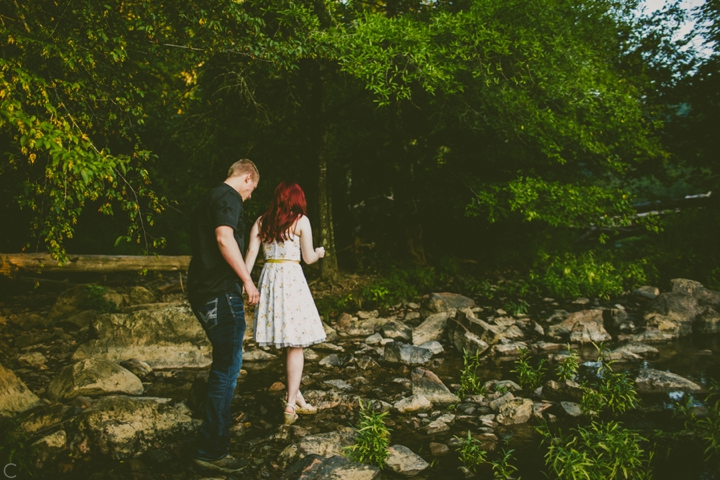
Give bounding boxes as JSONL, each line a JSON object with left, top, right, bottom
{"left": 1, "top": 0, "right": 719, "bottom": 304}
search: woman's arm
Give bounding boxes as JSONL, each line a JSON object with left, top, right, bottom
{"left": 244, "top": 218, "right": 262, "bottom": 273}
{"left": 297, "top": 216, "right": 325, "bottom": 265}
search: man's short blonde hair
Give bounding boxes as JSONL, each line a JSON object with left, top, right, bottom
{"left": 228, "top": 159, "right": 259, "bottom": 182}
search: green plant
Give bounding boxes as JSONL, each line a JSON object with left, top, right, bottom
{"left": 82, "top": 285, "right": 118, "bottom": 314}
{"left": 512, "top": 349, "right": 546, "bottom": 390}
{"left": 343, "top": 400, "right": 392, "bottom": 468}
{"left": 457, "top": 349, "right": 487, "bottom": 400}
{"left": 676, "top": 381, "right": 720, "bottom": 461}
{"left": 490, "top": 448, "right": 520, "bottom": 479}
{"left": 504, "top": 300, "right": 529, "bottom": 316}
{"left": 495, "top": 384, "right": 509, "bottom": 395}
{"left": 556, "top": 345, "right": 580, "bottom": 381}
{"left": 580, "top": 344, "right": 638, "bottom": 416}
{"left": 531, "top": 251, "right": 650, "bottom": 300}
{"left": 454, "top": 430, "right": 487, "bottom": 473}
{"left": 539, "top": 421, "right": 653, "bottom": 479}
{"left": 581, "top": 387, "right": 605, "bottom": 417}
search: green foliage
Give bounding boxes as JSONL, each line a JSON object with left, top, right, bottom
{"left": 675, "top": 381, "right": 720, "bottom": 461}
{"left": 530, "top": 251, "right": 650, "bottom": 300}
{"left": 539, "top": 421, "right": 653, "bottom": 479}
{"left": 454, "top": 430, "right": 487, "bottom": 473}
{"left": 556, "top": 346, "right": 580, "bottom": 382}
{"left": 512, "top": 349, "right": 546, "bottom": 390}
{"left": 581, "top": 344, "right": 639, "bottom": 416}
{"left": 504, "top": 299, "right": 529, "bottom": 317}
{"left": 343, "top": 400, "right": 391, "bottom": 468}
{"left": 360, "top": 266, "right": 436, "bottom": 308}
{"left": 490, "top": 448, "right": 520, "bottom": 480}
{"left": 457, "top": 349, "right": 486, "bottom": 400}
{"left": 495, "top": 384, "right": 510, "bottom": 395}
{"left": 81, "top": 285, "right": 118, "bottom": 314}
{"left": 0, "top": 418, "right": 36, "bottom": 477}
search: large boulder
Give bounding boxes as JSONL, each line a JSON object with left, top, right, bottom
{"left": 0, "top": 362, "right": 41, "bottom": 415}
{"left": 72, "top": 304, "right": 211, "bottom": 369}
{"left": 127, "top": 286, "right": 157, "bottom": 305}
{"left": 421, "top": 293, "right": 475, "bottom": 318}
{"left": 496, "top": 398, "right": 534, "bottom": 425}
{"left": 47, "top": 358, "right": 144, "bottom": 402}
{"left": 547, "top": 310, "right": 611, "bottom": 343}
{"left": 412, "top": 313, "right": 449, "bottom": 346}
{"left": 634, "top": 369, "right": 703, "bottom": 393}
{"left": 643, "top": 279, "right": 720, "bottom": 338}
{"left": 393, "top": 394, "right": 433, "bottom": 413}
{"left": 281, "top": 454, "right": 381, "bottom": 480}
{"left": 48, "top": 285, "right": 124, "bottom": 320}
{"left": 411, "top": 368, "right": 459, "bottom": 406}
{"left": 278, "top": 430, "right": 357, "bottom": 469}
{"left": 380, "top": 319, "right": 413, "bottom": 342}
{"left": 385, "top": 445, "right": 430, "bottom": 477}
{"left": 383, "top": 342, "right": 433, "bottom": 366}
{"left": 70, "top": 396, "right": 198, "bottom": 460}
{"left": 336, "top": 313, "right": 390, "bottom": 336}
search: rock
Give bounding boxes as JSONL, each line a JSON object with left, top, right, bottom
{"left": 384, "top": 342, "right": 433, "bottom": 366}
{"left": 643, "top": 279, "right": 720, "bottom": 338}
{"left": 31, "top": 429, "right": 67, "bottom": 469}
{"left": 48, "top": 285, "right": 124, "bottom": 320}
{"left": 412, "top": 313, "right": 449, "bottom": 346}
{"left": 491, "top": 342, "right": 527, "bottom": 356}
{"left": 635, "top": 369, "right": 703, "bottom": 393}
{"left": 424, "top": 414, "right": 455, "bottom": 435}
{"left": 380, "top": 319, "right": 413, "bottom": 342}
{"left": 603, "top": 306, "right": 628, "bottom": 332}
{"left": 324, "top": 379, "right": 353, "bottom": 391}
{"left": 278, "top": 430, "right": 357, "bottom": 468}
{"left": 336, "top": 313, "right": 389, "bottom": 336}
{"left": 418, "top": 341, "right": 444, "bottom": 355}
{"left": 634, "top": 286, "right": 660, "bottom": 300}
{"left": 16, "top": 404, "right": 70, "bottom": 437}
{"left": 15, "top": 331, "right": 54, "bottom": 348}
{"left": 118, "top": 359, "right": 153, "bottom": 379}
{"left": 304, "top": 349, "right": 320, "bottom": 361}
{"left": 0, "top": 362, "right": 41, "bottom": 414}
{"left": 356, "top": 357, "right": 380, "bottom": 371}
{"left": 532, "top": 402, "right": 554, "bottom": 421}
{"left": 489, "top": 392, "right": 515, "bottom": 411}
{"left": 451, "top": 309, "right": 504, "bottom": 345}
{"left": 301, "top": 390, "right": 355, "bottom": 411}
{"left": 72, "top": 395, "right": 198, "bottom": 460}
{"left": 447, "top": 329, "right": 489, "bottom": 357}
{"left": 358, "top": 310, "right": 379, "bottom": 319}
{"left": 541, "top": 380, "right": 585, "bottom": 402}
{"left": 607, "top": 343, "right": 659, "bottom": 363}
{"left": 314, "top": 342, "right": 345, "bottom": 353}
{"left": 323, "top": 322, "right": 339, "bottom": 343}
{"left": 385, "top": 445, "right": 430, "bottom": 476}
{"left": 483, "top": 379, "right": 522, "bottom": 393}
{"left": 559, "top": 401, "right": 583, "bottom": 417}
{"left": 281, "top": 454, "right": 381, "bottom": 480}
{"left": 18, "top": 352, "right": 48, "bottom": 369}
{"left": 11, "top": 312, "right": 52, "bottom": 331}
{"left": 421, "top": 293, "right": 475, "bottom": 318}
{"left": 496, "top": 398, "right": 534, "bottom": 425}
{"left": 72, "top": 305, "right": 212, "bottom": 369}
{"left": 365, "top": 333, "right": 383, "bottom": 345}
{"left": 320, "top": 354, "right": 341, "bottom": 368}
{"left": 393, "top": 394, "right": 432, "bottom": 413}
{"left": 127, "top": 286, "right": 157, "bottom": 305}
{"left": 47, "top": 359, "right": 144, "bottom": 402}
{"left": 547, "top": 310, "right": 611, "bottom": 343}
{"left": 244, "top": 349, "right": 279, "bottom": 361}
{"left": 430, "top": 442, "right": 450, "bottom": 456}
{"left": 533, "top": 341, "right": 565, "bottom": 352}
{"left": 411, "top": 368, "right": 459, "bottom": 405}
{"left": 58, "top": 310, "right": 97, "bottom": 331}
{"left": 620, "top": 328, "right": 675, "bottom": 344}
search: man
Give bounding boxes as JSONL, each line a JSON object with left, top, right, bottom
{"left": 187, "top": 159, "right": 260, "bottom": 473}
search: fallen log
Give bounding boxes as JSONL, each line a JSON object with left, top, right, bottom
{"left": 0, "top": 253, "right": 191, "bottom": 277}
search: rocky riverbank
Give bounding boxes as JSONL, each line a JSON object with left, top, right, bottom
{"left": 1, "top": 276, "right": 719, "bottom": 479}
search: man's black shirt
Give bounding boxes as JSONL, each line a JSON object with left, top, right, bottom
{"left": 187, "top": 183, "right": 246, "bottom": 306}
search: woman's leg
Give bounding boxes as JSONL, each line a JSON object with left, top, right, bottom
{"left": 285, "top": 347, "right": 304, "bottom": 413}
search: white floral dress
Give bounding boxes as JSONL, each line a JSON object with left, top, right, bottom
{"left": 253, "top": 235, "right": 326, "bottom": 348}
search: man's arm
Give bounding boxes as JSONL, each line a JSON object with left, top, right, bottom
{"left": 216, "top": 225, "right": 259, "bottom": 305}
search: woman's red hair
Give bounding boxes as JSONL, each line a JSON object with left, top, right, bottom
{"left": 259, "top": 182, "right": 307, "bottom": 243}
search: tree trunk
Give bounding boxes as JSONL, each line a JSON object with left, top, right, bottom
{"left": 317, "top": 127, "right": 338, "bottom": 281}
{"left": 0, "top": 253, "right": 191, "bottom": 277}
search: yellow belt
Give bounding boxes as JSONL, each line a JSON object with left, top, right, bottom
{"left": 266, "top": 259, "right": 300, "bottom": 264}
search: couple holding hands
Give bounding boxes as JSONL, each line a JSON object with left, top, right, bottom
{"left": 187, "top": 159, "right": 327, "bottom": 473}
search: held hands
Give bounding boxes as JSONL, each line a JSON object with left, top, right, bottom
{"left": 315, "top": 247, "right": 326, "bottom": 259}
{"left": 243, "top": 280, "right": 260, "bottom": 305}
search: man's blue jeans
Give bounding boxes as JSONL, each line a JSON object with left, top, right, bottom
{"left": 191, "top": 293, "right": 246, "bottom": 460}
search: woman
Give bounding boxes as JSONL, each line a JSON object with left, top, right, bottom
{"left": 244, "top": 182, "right": 327, "bottom": 425}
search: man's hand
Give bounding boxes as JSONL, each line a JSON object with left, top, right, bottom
{"left": 244, "top": 280, "right": 260, "bottom": 305}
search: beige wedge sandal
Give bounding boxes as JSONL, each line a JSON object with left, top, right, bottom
{"left": 283, "top": 403, "right": 298, "bottom": 425}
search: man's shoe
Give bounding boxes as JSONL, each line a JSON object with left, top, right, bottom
{"left": 193, "top": 454, "right": 248, "bottom": 473}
